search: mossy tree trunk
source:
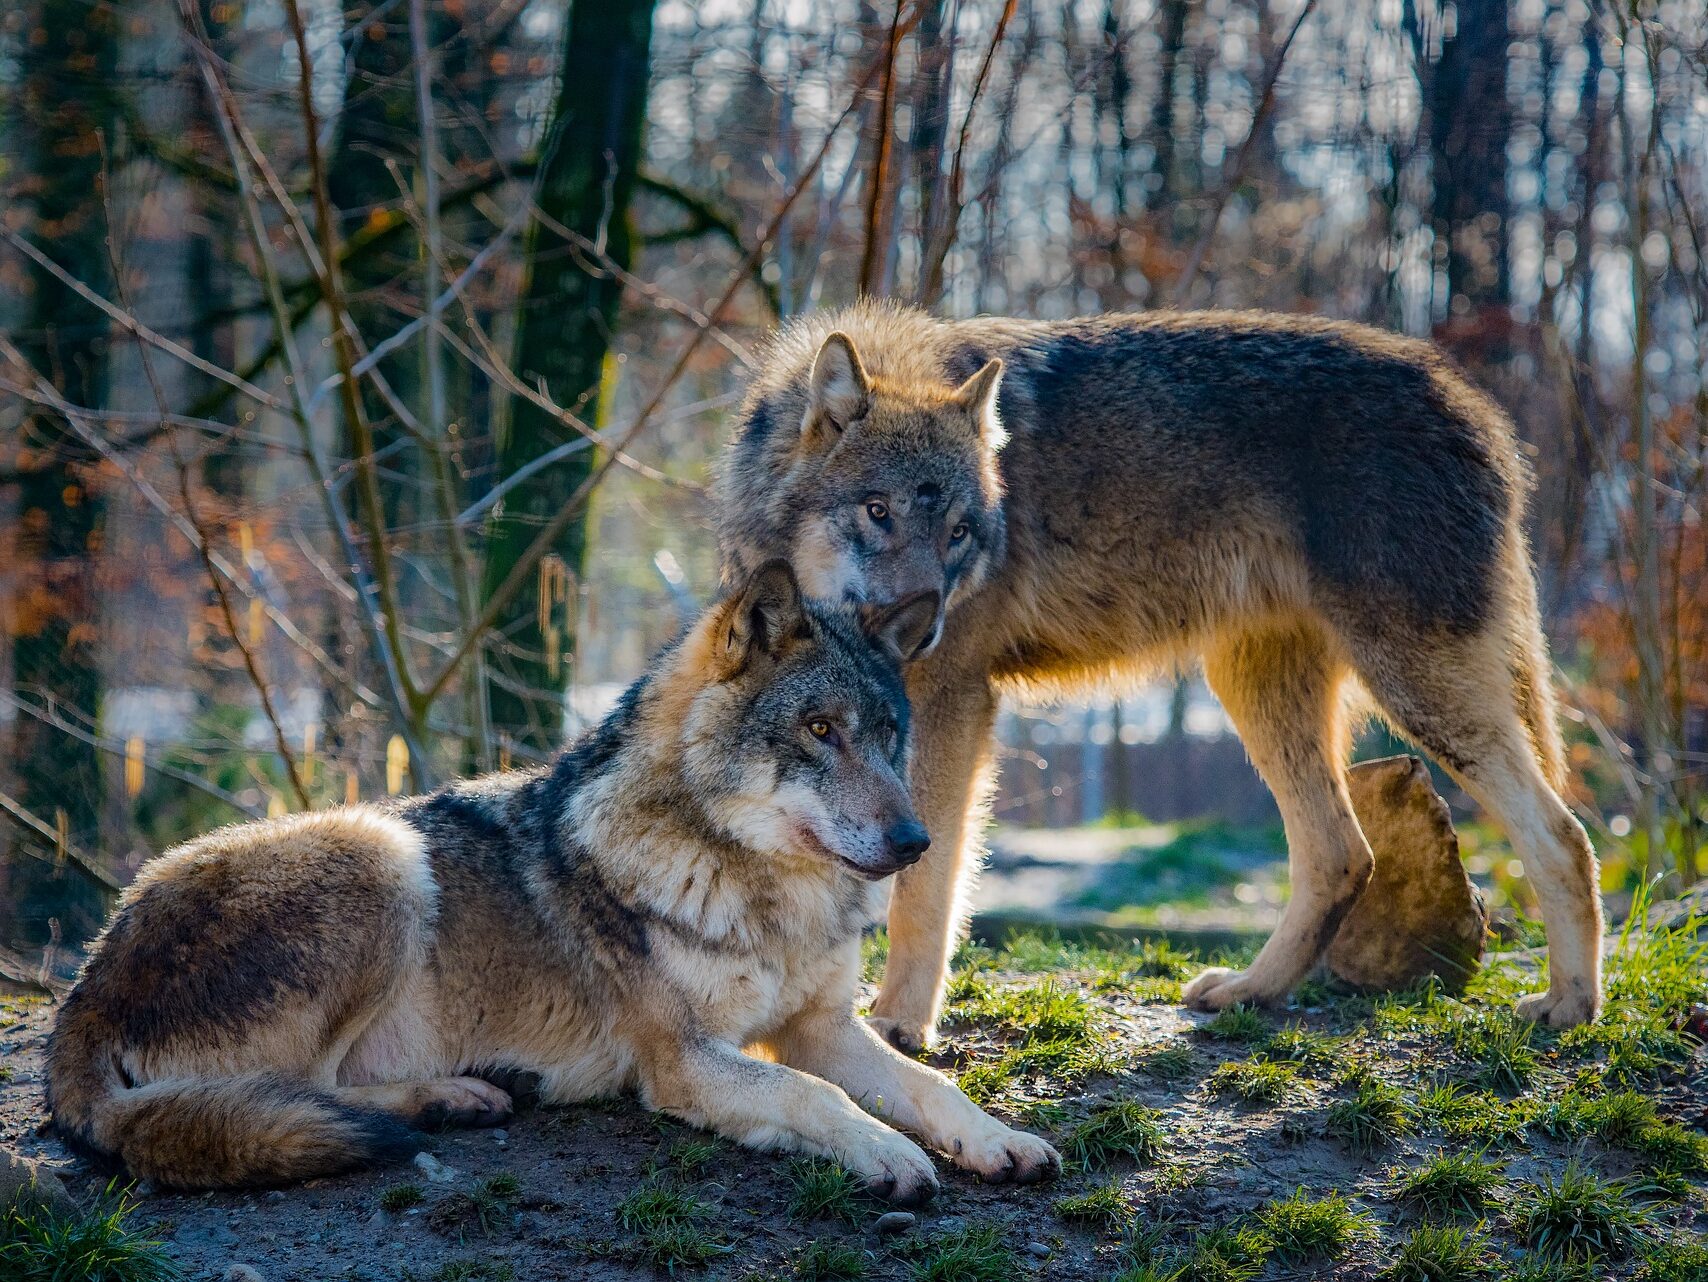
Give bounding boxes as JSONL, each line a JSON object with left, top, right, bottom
{"left": 480, "top": 0, "right": 656, "bottom": 755}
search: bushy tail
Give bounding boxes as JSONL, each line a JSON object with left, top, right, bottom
{"left": 48, "top": 1010, "right": 415, "bottom": 1189}
{"left": 1507, "top": 550, "right": 1568, "bottom": 794}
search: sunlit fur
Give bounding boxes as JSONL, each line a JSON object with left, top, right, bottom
{"left": 45, "top": 568, "right": 1058, "bottom": 1193}
{"left": 717, "top": 300, "right": 1602, "bottom": 1048}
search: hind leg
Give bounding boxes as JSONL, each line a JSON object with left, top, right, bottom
{"left": 336, "top": 1079, "right": 512, "bottom": 1131}
{"left": 1183, "top": 620, "right": 1374, "bottom": 1010}
{"left": 1352, "top": 634, "right": 1602, "bottom": 1026}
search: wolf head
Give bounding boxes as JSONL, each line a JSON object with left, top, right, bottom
{"left": 672, "top": 562, "right": 938, "bottom": 880}
{"left": 720, "top": 327, "right": 1007, "bottom": 657}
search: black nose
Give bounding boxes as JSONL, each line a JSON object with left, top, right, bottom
{"left": 884, "top": 819, "right": 930, "bottom": 866}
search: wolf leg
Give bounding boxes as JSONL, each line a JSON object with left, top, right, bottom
{"left": 640, "top": 1036, "right": 939, "bottom": 1205}
{"left": 775, "top": 1001, "right": 1059, "bottom": 1185}
{"left": 870, "top": 675, "right": 999, "bottom": 1053}
{"left": 335, "top": 1078, "right": 512, "bottom": 1131}
{"left": 1349, "top": 630, "right": 1602, "bottom": 1026}
{"left": 1183, "top": 621, "right": 1373, "bottom": 1011}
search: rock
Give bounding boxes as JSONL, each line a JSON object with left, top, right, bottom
{"left": 221, "top": 1267, "right": 268, "bottom": 1282}
{"left": 412, "top": 1151, "right": 459, "bottom": 1184}
{"left": 1327, "top": 755, "right": 1486, "bottom": 993}
{"left": 491, "top": 1129, "right": 509, "bottom": 1142}
{"left": 0, "top": 1150, "right": 75, "bottom": 1219}
{"left": 873, "top": 1210, "right": 916, "bottom": 1236}
{"left": 1024, "top": 1241, "right": 1052, "bottom": 1258}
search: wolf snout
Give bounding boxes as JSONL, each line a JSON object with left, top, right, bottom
{"left": 883, "top": 819, "right": 930, "bottom": 868}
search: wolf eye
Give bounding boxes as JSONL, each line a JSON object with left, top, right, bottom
{"left": 950, "top": 521, "right": 970, "bottom": 543}
{"left": 865, "top": 500, "right": 889, "bottom": 523}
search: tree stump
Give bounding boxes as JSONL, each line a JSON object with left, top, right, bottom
{"left": 1327, "top": 754, "right": 1487, "bottom": 992}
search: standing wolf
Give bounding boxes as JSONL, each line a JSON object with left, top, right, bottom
{"left": 717, "top": 302, "right": 1601, "bottom": 1051}
{"left": 46, "top": 564, "right": 1059, "bottom": 1194}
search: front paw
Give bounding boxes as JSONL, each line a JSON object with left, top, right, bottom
{"left": 950, "top": 1123, "right": 1061, "bottom": 1186}
{"left": 1182, "top": 966, "right": 1273, "bottom": 1011}
{"left": 1516, "top": 986, "right": 1600, "bottom": 1028}
{"left": 843, "top": 1131, "right": 940, "bottom": 1206}
{"left": 866, "top": 1013, "right": 934, "bottom": 1056}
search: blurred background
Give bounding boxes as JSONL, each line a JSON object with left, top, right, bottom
{"left": 1, "top": 0, "right": 1703, "bottom": 964}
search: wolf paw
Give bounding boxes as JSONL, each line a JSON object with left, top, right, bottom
{"left": 844, "top": 1132, "right": 939, "bottom": 1206}
{"left": 1515, "top": 987, "right": 1600, "bottom": 1028}
{"left": 865, "top": 1014, "right": 935, "bottom": 1056}
{"left": 413, "top": 1077, "right": 514, "bottom": 1131}
{"left": 1181, "top": 966, "right": 1269, "bottom": 1011}
{"left": 950, "top": 1124, "right": 1061, "bottom": 1185}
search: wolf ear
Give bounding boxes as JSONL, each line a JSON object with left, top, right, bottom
{"left": 862, "top": 589, "right": 943, "bottom": 664}
{"left": 723, "top": 560, "right": 807, "bottom": 670}
{"left": 950, "top": 358, "right": 1007, "bottom": 451}
{"left": 804, "top": 332, "right": 871, "bottom": 447}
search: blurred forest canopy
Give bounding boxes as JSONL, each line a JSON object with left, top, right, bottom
{"left": 0, "top": 0, "right": 1703, "bottom": 950}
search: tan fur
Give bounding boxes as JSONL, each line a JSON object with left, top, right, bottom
{"left": 717, "top": 302, "right": 1603, "bottom": 1046}
{"left": 47, "top": 586, "right": 1059, "bottom": 1193}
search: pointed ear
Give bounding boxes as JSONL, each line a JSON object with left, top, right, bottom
{"left": 722, "top": 560, "right": 807, "bottom": 671}
{"left": 803, "top": 332, "right": 872, "bottom": 447}
{"left": 862, "top": 589, "right": 943, "bottom": 664}
{"left": 950, "top": 357, "right": 1007, "bottom": 450}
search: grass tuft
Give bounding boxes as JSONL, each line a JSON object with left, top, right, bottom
{"left": 381, "top": 1183, "right": 426, "bottom": 1212}
{"left": 794, "top": 1240, "right": 867, "bottom": 1280}
{"left": 1250, "top": 1188, "right": 1374, "bottom": 1262}
{"left": 1259, "top": 1022, "right": 1345, "bottom": 1073}
{"left": 1387, "top": 1151, "right": 1504, "bottom": 1221}
{"left": 1509, "top": 1160, "right": 1648, "bottom": 1261}
{"left": 1380, "top": 1224, "right": 1498, "bottom": 1281}
{"left": 906, "top": 1223, "right": 1015, "bottom": 1282}
{"left": 1325, "top": 1071, "right": 1415, "bottom": 1154}
{"left": 1138, "top": 1044, "right": 1196, "bottom": 1082}
{"left": 1636, "top": 1237, "right": 1708, "bottom": 1282}
{"left": 1199, "top": 1004, "right": 1271, "bottom": 1045}
{"left": 784, "top": 1158, "right": 867, "bottom": 1225}
{"left": 1052, "top": 1180, "right": 1131, "bottom": 1231}
{"left": 1062, "top": 1099, "right": 1168, "bottom": 1170}
{"left": 1207, "top": 1059, "right": 1300, "bottom": 1106}
{"left": 0, "top": 1183, "right": 183, "bottom": 1282}
{"left": 615, "top": 1181, "right": 728, "bottom": 1271}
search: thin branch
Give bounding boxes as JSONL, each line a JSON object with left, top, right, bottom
{"left": 857, "top": 0, "right": 908, "bottom": 296}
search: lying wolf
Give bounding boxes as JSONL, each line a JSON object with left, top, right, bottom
{"left": 46, "top": 564, "right": 1059, "bottom": 1195}
{"left": 717, "top": 302, "right": 1602, "bottom": 1051}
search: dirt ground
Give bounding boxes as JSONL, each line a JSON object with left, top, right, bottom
{"left": 3, "top": 934, "right": 1705, "bottom": 1282}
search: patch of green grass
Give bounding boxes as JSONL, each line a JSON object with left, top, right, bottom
{"left": 480, "top": 1173, "right": 520, "bottom": 1200}
{"left": 860, "top": 928, "right": 889, "bottom": 984}
{"left": 794, "top": 1240, "right": 866, "bottom": 1280}
{"left": 616, "top": 1182, "right": 728, "bottom": 1271}
{"left": 1258, "top": 1022, "right": 1344, "bottom": 1073}
{"left": 1509, "top": 1160, "right": 1648, "bottom": 1261}
{"left": 1153, "top": 1223, "right": 1273, "bottom": 1282}
{"left": 1387, "top": 1151, "right": 1504, "bottom": 1220}
{"left": 1413, "top": 1081, "right": 1536, "bottom": 1144}
{"left": 1062, "top": 1099, "right": 1168, "bottom": 1170}
{"left": 1325, "top": 1071, "right": 1415, "bottom": 1154}
{"left": 666, "top": 1136, "right": 721, "bottom": 1178}
{"left": 906, "top": 1223, "right": 1015, "bottom": 1282}
{"left": 0, "top": 1183, "right": 183, "bottom": 1282}
{"left": 1536, "top": 1091, "right": 1708, "bottom": 1175}
{"left": 1206, "top": 1059, "right": 1300, "bottom": 1106}
{"left": 1137, "top": 1044, "right": 1195, "bottom": 1082}
{"left": 1465, "top": 1021, "right": 1540, "bottom": 1093}
{"left": 380, "top": 1183, "right": 426, "bottom": 1212}
{"left": 1198, "top": 1004, "right": 1270, "bottom": 1045}
{"left": 1052, "top": 1180, "right": 1131, "bottom": 1230}
{"left": 1636, "top": 1237, "right": 1708, "bottom": 1282}
{"left": 784, "top": 1158, "right": 866, "bottom": 1225}
{"left": 950, "top": 976, "right": 1117, "bottom": 1104}
{"left": 1250, "top": 1188, "right": 1374, "bottom": 1262}
{"left": 427, "top": 1263, "right": 515, "bottom": 1282}
{"left": 1380, "top": 1224, "right": 1498, "bottom": 1281}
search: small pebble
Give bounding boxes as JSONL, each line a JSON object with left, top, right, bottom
{"left": 412, "top": 1151, "right": 459, "bottom": 1184}
{"left": 264, "top": 1190, "right": 287, "bottom": 1202}
{"left": 873, "top": 1210, "right": 916, "bottom": 1237}
{"left": 1025, "top": 1242, "right": 1051, "bottom": 1259}
{"left": 491, "top": 1129, "right": 509, "bottom": 1142}
{"left": 221, "top": 1267, "right": 267, "bottom": 1282}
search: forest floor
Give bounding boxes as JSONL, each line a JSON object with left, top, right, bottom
{"left": 2, "top": 887, "right": 1705, "bottom": 1281}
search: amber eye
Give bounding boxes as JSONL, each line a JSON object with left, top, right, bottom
{"left": 866, "top": 500, "right": 889, "bottom": 522}
{"left": 808, "top": 719, "right": 832, "bottom": 739}
{"left": 950, "top": 522, "right": 970, "bottom": 543}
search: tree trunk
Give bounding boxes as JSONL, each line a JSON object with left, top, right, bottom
{"left": 480, "top": 0, "right": 656, "bottom": 755}
{"left": 7, "top": 0, "right": 119, "bottom": 945}
{"left": 1429, "top": 0, "right": 1510, "bottom": 319}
